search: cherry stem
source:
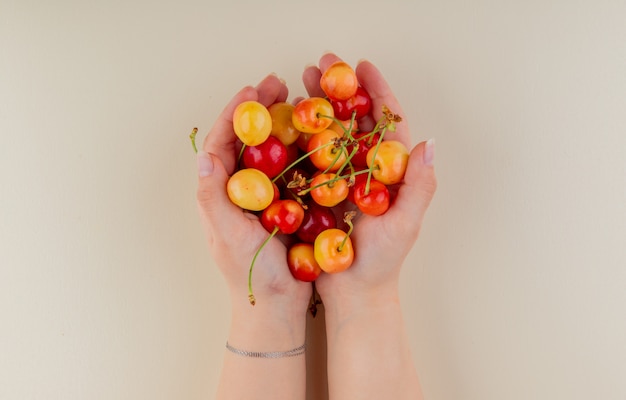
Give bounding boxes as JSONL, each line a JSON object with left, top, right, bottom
{"left": 308, "top": 282, "right": 322, "bottom": 318}
{"left": 248, "top": 226, "right": 279, "bottom": 306}
{"left": 237, "top": 143, "right": 246, "bottom": 167}
{"left": 298, "top": 168, "right": 373, "bottom": 196}
{"left": 365, "top": 125, "right": 388, "bottom": 195}
{"left": 272, "top": 141, "right": 334, "bottom": 183}
{"left": 335, "top": 141, "right": 359, "bottom": 177}
{"left": 189, "top": 127, "right": 198, "bottom": 154}
{"left": 338, "top": 213, "right": 355, "bottom": 252}
{"left": 321, "top": 143, "right": 348, "bottom": 175}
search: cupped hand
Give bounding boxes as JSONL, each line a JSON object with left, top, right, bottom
{"left": 196, "top": 74, "right": 312, "bottom": 310}
{"left": 302, "top": 53, "right": 438, "bottom": 303}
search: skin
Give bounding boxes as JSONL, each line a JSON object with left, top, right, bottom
{"left": 196, "top": 53, "right": 437, "bottom": 400}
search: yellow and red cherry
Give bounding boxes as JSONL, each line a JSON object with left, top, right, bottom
{"left": 296, "top": 131, "right": 314, "bottom": 152}
{"left": 233, "top": 100, "right": 272, "bottom": 146}
{"left": 320, "top": 61, "right": 359, "bottom": 101}
{"left": 327, "top": 118, "right": 358, "bottom": 136}
{"left": 314, "top": 228, "right": 354, "bottom": 273}
{"left": 268, "top": 102, "right": 301, "bottom": 146}
{"left": 287, "top": 243, "right": 322, "bottom": 282}
{"left": 309, "top": 173, "right": 349, "bottom": 207}
{"left": 226, "top": 168, "right": 274, "bottom": 211}
{"left": 306, "top": 129, "right": 347, "bottom": 172}
{"left": 292, "top": 97, "right": 334, "bottom": 134}
{"left": 241, "top": 135, "right": 289, "bottom": 179}
{"left": 366, "top": 140, "right": 409, "bottom": 185}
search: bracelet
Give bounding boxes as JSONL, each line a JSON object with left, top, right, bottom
{"left": 225, "top": 341, "right": 306, "bottom": 358}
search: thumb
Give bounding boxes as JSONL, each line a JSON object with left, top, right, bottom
{"left": 196, "top": 151, "right": 244, "bottom": 237}
{"left": 387, "top": 139, "right": 437, "bottom": 238}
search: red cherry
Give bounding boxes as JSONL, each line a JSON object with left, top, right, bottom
{"left": 353, "top": 178, "right": 390, "bottom": 216}
{"left": 242, "top": 136, "right": 288, "bottom": 179}
{"left": 347, "top": 172, "right": 368, "bottom": 204}
{"left": 296, "top": 203, "right": 337, "bottom": 243}
{"left": 348, "top": 131, "right": 380, "bottom": 168}
{"left": 330, "top": 86, "right": 372, "bottom": 121}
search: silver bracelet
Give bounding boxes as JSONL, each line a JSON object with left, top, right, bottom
{"left": 225, "top": 341, "right": 306, "bottom": 358}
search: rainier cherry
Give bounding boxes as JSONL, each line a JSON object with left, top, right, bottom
{"left": 314, "top": 227, "right": 354, "bottom": 273}
{"left": 309, "top": 173, "right": 349, "bottom": 207}
{"left": 268, "top": 102, "right": 301, "bottom": 146}
{"left": 233, "top": 100, "right": 272, "bottom": 146}
{"left": 287, "top": 243, "right": 322, "bottom": 282}
{"left": 320, "top": 61, "right": 359, "bottom": 101}
{"left": 292, "top": 97, "right": 335, "bottom": 134}
{"left": 366, "top": 140, "right": 410, "bottom": 185}
{"left": 226, "top": 168, "right": 274, "bottom": 211}
{"left": 307, "top": 129, "right": 348, "bottom": 172}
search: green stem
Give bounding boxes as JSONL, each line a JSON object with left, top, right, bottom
{"left": 272, "top": 141, "right": 334, "bottom": 183}
{"left": 298, "top": 168, "right": 373, "bottom": 197}
{"left": 365, "top": 125, "right": 388, "bottom": 195}
{"left": 248, "top": 226, "right": 279, "bottom": 306}
{"left": 338, "top": 214, "right": 355, "bottom": 252}
{"left": 189, "top": 128, "right": 198, "bottom": 154}
{"left": 317, "top": 113, "right": 344, "bottom": 128}
{"left": 335, "top": 141, "right": 359, "bottom": 177}
{"left": 237, "top": 144, "right": 246, "bottom": 167}
{"left": 321, "top": 144, "right": 348, "bottom": 175}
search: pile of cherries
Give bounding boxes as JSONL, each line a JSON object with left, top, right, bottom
{"left": 198, "top": 61, "right": 409, "bottom": 305}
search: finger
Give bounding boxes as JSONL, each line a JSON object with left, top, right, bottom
{"left": 355, "top": 60, "right": 410, "bottom": 147}
{"left": 302, "top": 52, "right": 344, "bottom": 97}
{"left": 385, "top": 139, "right": 437, "bottom": 241}
{"left": 277, "top": 79, "right": 289, "bottom": 103}
{"left": 318, "top": 52, "right": 343, "bottom": 73}
{"left": 302, "top": 65, "right": 324, "bottom": 97}
{"left": 255, "top": 73, "right": 287, "bottom": 107}
{"left": 203, "top": 85, "right": 258, "bottom": 174}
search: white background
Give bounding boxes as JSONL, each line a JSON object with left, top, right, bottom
{"left": 1, "top": 1, "right": 625, "bottom": 399}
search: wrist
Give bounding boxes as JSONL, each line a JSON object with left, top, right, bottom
{"left": 227, "top": 293, "right": 308, "bottom": 352}
{"left": 321, "top": 283, "right": 401, "bottom": 327}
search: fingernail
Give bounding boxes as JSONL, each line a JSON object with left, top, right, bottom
{"left": 423, "top": 138, "right": 435, "bottom": 166}
{"left": 198, "top": 151, "right": 214, "bottom": 177}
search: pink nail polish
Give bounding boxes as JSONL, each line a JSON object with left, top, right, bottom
{"left": 423, "top": 138, "right": 435, "bottom": 166}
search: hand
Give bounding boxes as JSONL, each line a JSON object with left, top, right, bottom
{"left": 302, "top": 53, "right": 437, "bottom": 306}
{"left": 196, "top": 73, "right": 312, "bottom": 312}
